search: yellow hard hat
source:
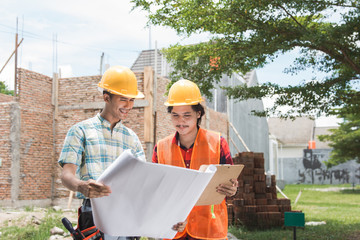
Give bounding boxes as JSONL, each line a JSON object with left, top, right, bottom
{"left": 164, "top": 79, "right": 203, "bottom": 106}
{"left": 98, "top": 66, "right": 144, "bottom": 98}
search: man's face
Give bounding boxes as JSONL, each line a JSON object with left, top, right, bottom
{"left": 105, "top": 94, "right": 135, "bottom": 121}
{"left": 170, "top": 105, "right": 200, "bottom": 136}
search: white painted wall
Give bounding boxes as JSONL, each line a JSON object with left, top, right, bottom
{"left": 278, "top": 145, "right": 306, "bottom": 158}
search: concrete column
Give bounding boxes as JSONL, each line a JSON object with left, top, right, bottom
{"left": 10, "top": 102, "right": 21, "bottom": 203}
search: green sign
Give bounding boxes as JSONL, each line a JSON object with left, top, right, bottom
{"left": 284, "top": 212, "right": 305, "bottom": 227}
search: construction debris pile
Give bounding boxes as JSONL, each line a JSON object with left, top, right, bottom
{"left": 227, "top": 152, "right": 291, "bottom": 229}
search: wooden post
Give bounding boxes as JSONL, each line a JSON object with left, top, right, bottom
{"left": 0, "top": 39, "right": 23, "bottom": 75}
{"left": 276, "top": 185, "right": 289, "bottom": 199}
{"left": 14, "top": 18, "right": 18, "bottom": 97}
{"left": 144, "top": 67, "right": 154, "bottom": 162}
{"left": 144, "top": 66, "right": 154, "bottom": 142}
{"left": 229, "top": 137, "right": 241, "bottom": 153}
{"left": 67, "top": 191, "right": 74, "bottom": 209}
{"left": 229, "top": 121, "right": 250, "bottom": 152}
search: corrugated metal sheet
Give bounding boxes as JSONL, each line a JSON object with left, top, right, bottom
{"left": 131, "top": 49, "right": 170, "bottom": 76}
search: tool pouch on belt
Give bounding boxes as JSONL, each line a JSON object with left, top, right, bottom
{"left": 72, "top": 199, "right": 104, "bottom": 240}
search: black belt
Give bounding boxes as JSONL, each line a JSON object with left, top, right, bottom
{"left": 82, "top": 199, "right": 92, "bottom": 212}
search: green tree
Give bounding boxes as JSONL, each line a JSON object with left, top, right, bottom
{"left": 0, "top": 81, "right": 14, "bottom": 96}
{"left": 318, "top": 90, "right": 360, "bottom": 167}
{"left": 132, "top": 0, "right": 360, "bottom": 118}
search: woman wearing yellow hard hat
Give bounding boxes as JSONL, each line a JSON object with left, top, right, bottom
{"left": 153, "top": 79, "right": 238, "bottom": 240}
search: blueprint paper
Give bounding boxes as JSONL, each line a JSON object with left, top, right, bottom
{"left": 90, "top": 150, "right": 216, "bottom": 239}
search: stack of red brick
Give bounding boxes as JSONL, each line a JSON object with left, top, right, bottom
{"left": 227, "top": 152, "right": 291, "bottom": 229}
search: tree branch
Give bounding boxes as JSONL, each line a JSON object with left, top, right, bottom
{"left": 276, "top": 3, "right": 308, "bottom": 31}
{"left": 340, "top": 47, "right": 360, "bottom": 74}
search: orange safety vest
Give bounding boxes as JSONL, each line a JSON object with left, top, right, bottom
{"left": 157, "top": 128, "right": 228, "bottom": 240}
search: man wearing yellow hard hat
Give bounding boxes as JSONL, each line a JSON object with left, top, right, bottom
{"left": 153, "top": 79, "right": 238, "bottom": 240}
{"left": 58, "top": 66, "right": 145, "bottom": 240}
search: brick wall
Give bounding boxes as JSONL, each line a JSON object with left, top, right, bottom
{"left": 0, "top": 103, "right": 12, "bottom": 200}
{"left": 134, "top": 72, "right": 145, "bottom": 99}
{"left": 154, "top": 76, "right": 174, "bottom": 142}
{"left": 18, "top": 69, "right": 54, "bottom": 200}
{"left": 58, "top": 75, "right": 103, "bottom": 106}
{"left": 207, "top": 107, "right": 228, "bottom": 140}
{"left": 0, "top": 93, "right": 14, "bottom": 102}
{"left": 132, "top": 72, "right": 146, "bottom": 150}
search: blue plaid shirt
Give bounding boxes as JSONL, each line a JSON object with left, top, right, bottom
{"left": 58, "top": 113, "right": 145, "bottom": 198}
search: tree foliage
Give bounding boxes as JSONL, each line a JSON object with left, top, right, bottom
{"left": 0, "top": 81, "right": 14, "bottom": 96}
{"left": 318, "top": 90, "right": 360, "bottom": 167}
{"left": 132, "top": 0, "right": 360, "bottom": 118}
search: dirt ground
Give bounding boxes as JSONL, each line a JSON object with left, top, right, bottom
{"left": 0, "top": 207, "right": 78, "bottom": 228}
{"left": 0, "top": 197, "right": 81, "bottom": 227}
{"left": 0, "top": 198, "right": 79, "bottom": 239}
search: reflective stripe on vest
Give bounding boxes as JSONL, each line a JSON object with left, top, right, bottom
{"left": 157, "top": 129, "right": 228, "bottom": 240}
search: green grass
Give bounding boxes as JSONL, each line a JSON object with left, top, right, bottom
{"left": 24, "top": 206, "right": 34, "bottom": 212}
{"left": 229, "top": 184, "right": 360, "bottom": 240}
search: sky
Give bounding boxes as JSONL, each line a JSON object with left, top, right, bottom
{"left": 0, "top": 0, "right": 340, "bottom": 126}
{"left": 0, "top": 0, "right": 211, "bottom": 82}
